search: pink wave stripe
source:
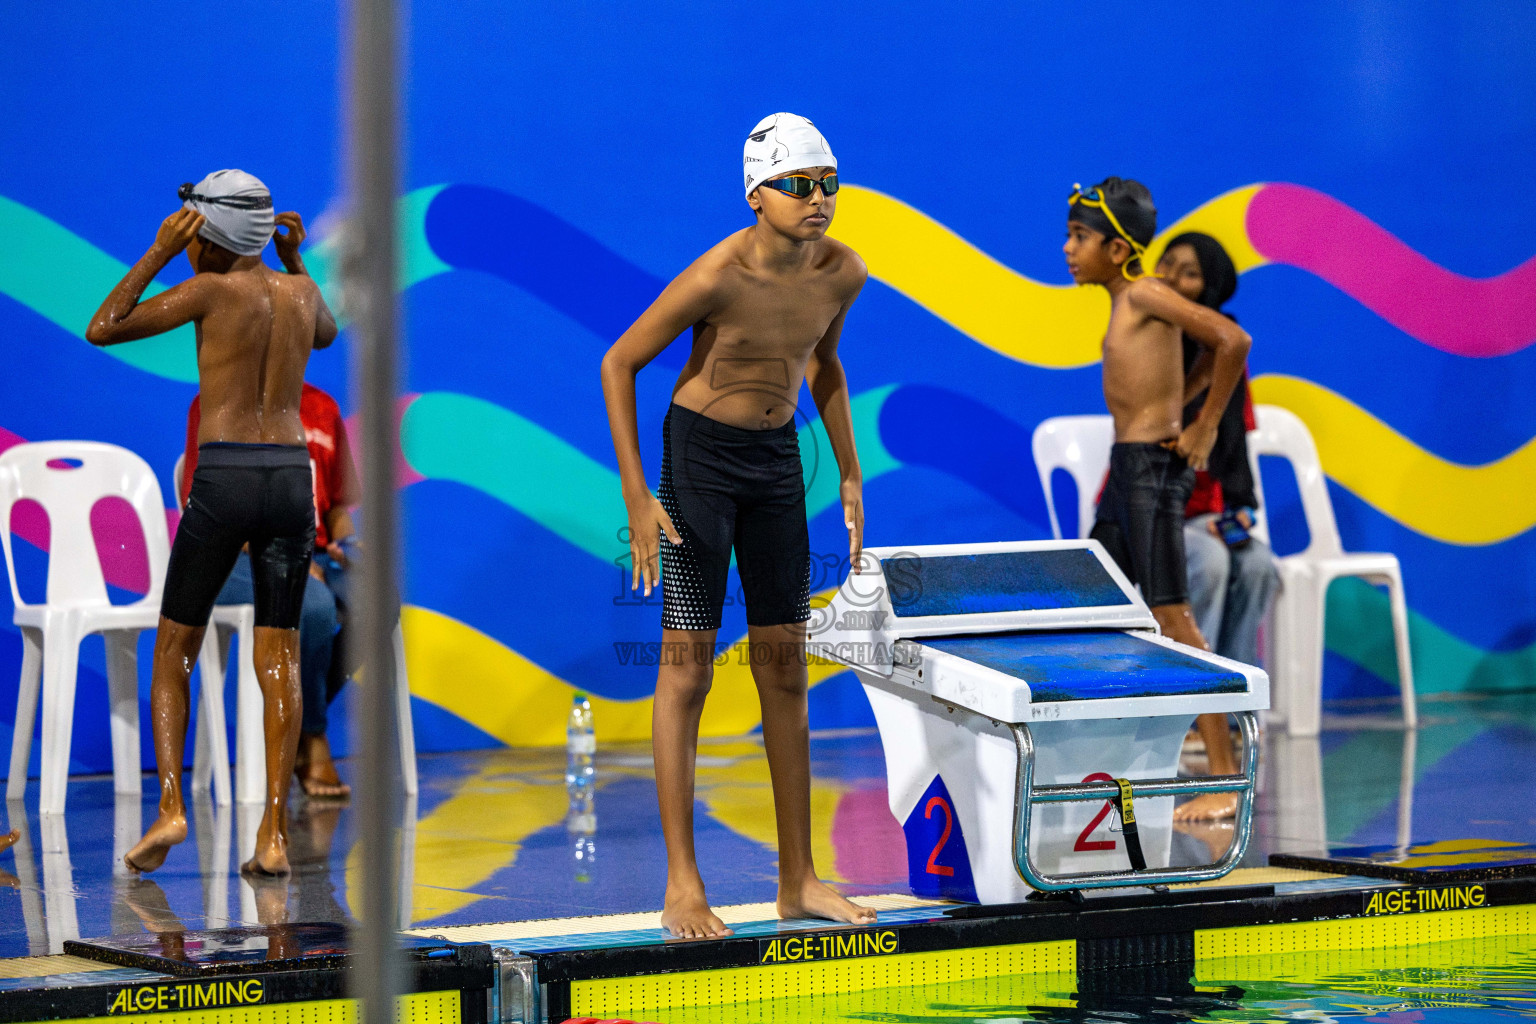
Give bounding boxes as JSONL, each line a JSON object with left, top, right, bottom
{"left": 4, "top": 398, "right": 426, "bottom": 601}
{"left": 1247, "top": 183, "right": 1536, "bottom": 358}
{"left": 831, "top": 785, "right": 908, "bottom": 885}
{"left": 344, "top": 392, "right": 425, "bottom": 488}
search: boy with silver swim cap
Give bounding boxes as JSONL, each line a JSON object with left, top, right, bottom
{"left": 179, "top": 169, "right": 276, "bottom": 256}
{"left": 87, "top": 171, "right": 337, "bottom": 877}
{"left": 602, "top": 113, "right": 874, "bottom": 939}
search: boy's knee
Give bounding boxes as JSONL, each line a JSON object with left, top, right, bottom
{"left": 751, "top": 656, "right": 808, "bottom": 697}
{"left": 658, "top": 660, "right": 714, "bottom": 703}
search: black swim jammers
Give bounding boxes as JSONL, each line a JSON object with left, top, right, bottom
{"left": 1090, "top": 441, "right": 1196, "bottom": 608}
{"left": 657, "top": 404, "right": 812, "bottom": 631}
{"left": 161, "top": 442, "right": 316, "bottom": 630}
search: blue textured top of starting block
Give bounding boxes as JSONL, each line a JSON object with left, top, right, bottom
{"left": 922, "top": 630, "right": 1246, "bottom": 700}
{"left": 880, "top": 549, "right": 1131, "bottom": 617}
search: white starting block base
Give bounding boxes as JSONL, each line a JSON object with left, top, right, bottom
{"left": 811, "top": 540, "right": 1269, "bottom": 898}
{"left": 865, "top": 680, "right": 1190, "bottom": 904}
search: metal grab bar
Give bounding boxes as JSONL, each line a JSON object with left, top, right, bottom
{"left": 1010, "top": 712, "right": 1260, "bottom": 892}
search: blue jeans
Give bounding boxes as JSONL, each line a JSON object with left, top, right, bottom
{"left": 1184, "top": 514, "right": 1281, "bottom": 667}
{"left": 215, "top": 552, "right": 342, "bottom": 734}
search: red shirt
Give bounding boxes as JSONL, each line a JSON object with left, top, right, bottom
{"left": 182, "top": 384, "right": 358, "bottom": 549}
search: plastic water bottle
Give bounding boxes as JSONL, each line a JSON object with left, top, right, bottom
{"left": 569, "top": 828, "right": 596, "bottom": 884}
{"left": 565, "top": 691, "right": 595, "bottom": 813}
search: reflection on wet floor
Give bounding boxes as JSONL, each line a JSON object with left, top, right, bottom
{"left": 0, "top": 692, "right": 1533, "bottom": 958}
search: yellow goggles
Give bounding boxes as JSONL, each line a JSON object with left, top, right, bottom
{"left": 1068, "top": 184, "right": 1147, "bottom": 258}
{"left": 1069, "top": 183, "right": 1151, "bottom": 280}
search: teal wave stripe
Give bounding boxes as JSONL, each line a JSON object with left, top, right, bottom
{"left": 400, "top": 387, "right": 902, "bottom": 560}
{"left": 1325, "top": 576, "right": 1536, "bottom": 692}
{"left": 304, "top": 184, "right": 452, "bottom": 321}
{"left": 0, "top": 187, "right": 451, "bottom": 383}
{"left": 0, "top": 194, "right": 198, "bottom": 382}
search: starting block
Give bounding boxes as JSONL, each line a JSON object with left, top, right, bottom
{"left": 810, "top": 540, "right": 1268, "bottom": 900}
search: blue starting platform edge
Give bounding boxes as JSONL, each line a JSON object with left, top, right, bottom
{"left": 880, "top": 549, "right": 1132, "bottom": 618}
{"left": 921, "top": 630, "right": 1247, "bottom": 701}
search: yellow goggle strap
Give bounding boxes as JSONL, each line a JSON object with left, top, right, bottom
{"left": 1112, "top": 778, "right": 1148, "bottom": 871}
{"left": 1070, "top": 187, "right": 1152, "bottom": 280}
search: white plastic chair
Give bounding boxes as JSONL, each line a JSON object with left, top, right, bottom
{"left": 176, "top": 454, "right": 419, "bottom": 801}
{"left": 1247, "top": 405, "right": 1417, "bottom": 736}
{"left": 1031, "top": 415, "right": 1116, "bottom": 540}
{"left": 0, "top": 441, "right": 231, "bottom": 814}
{"left": 198, "top": 618, "right": 418, "bottom": 802}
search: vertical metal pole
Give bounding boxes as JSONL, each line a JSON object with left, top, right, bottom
{"left": 346, "top": 0, "right": 403, "bottom": 1018}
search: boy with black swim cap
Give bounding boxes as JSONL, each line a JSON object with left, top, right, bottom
{"left": 87, "top": 170, "right": 337, "bottom": 875}
{"left": 1064, "top": 177, "right": 1252, "bottom": 820}
{"left": 602, "top": 113, "right": 875, "bottom": 939}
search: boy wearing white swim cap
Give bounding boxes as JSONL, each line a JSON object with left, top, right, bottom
{"left": 602, "top": 113, "right": 875, "bottom": 939}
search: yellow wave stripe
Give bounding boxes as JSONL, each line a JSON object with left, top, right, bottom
{"left": 381, "top": 739, "right": 852, "bottom": 925}
{"left": 373, "top": 603, "right": 858, "bottom": 922}
{"left": 1142, "top": 184, "right": 1268, "bottom": 274}
{"left": 831, "top": 184, "right": 1266, "bottom": 369}
{"left": 346, "top": 757, "right": 571, "bottom": 923}
{"left": 1251, "top": 374, "right": 1536, "bottom": 546}
{"left": 400, "top": 600, "right": 848, "bottom": 746}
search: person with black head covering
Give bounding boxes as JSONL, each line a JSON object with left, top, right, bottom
{"left": 1064, "top": 178, "right": 1253, "bottom": 822}
{"left": 1150, "top": 232, "right": 1278, "bottom": 823}
{"left": 1157, "top": 233, "right": 1279, "bottom": 672}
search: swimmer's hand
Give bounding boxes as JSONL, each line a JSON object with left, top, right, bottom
{"left": 273, "top": 212, "right": 308, "bottom": 272}
{"left": 153, "top": 209, "right": 205, "bottom": 257}
{"left": 626, "top": 492, "right": 682, "bottom": 597}
{"left": 1166, "top": 420, "right": 1218, "bottom": 472}
{"left": 842, "top": 478, "right": 864, "bottom": 574}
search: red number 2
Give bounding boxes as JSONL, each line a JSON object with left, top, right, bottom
{"left": 924, "top": 796, "right": 956, "bottom": 877}
{"left": 1073, "top": 772, "right": 1118, "bottom": 852}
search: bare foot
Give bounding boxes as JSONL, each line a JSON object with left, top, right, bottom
{"left": 777, "top": 876, "right": 877, "bottom": 926}
{"left": 241, "top": 831, "right": 291, "bottom": 877}
{"left": 124, "top": 813, "right": 188, "bottom": 874}
{"left": 295, "top": 732, "right": 351, "bottom": 800}
{"left": 245, "top": 873, "right": 292, "bottom": 925}
{"left": 1173, "top": 792, "right": 1239, "bottom": 822}
{"left": 121, "top": 877, "right": 185, "bottom": 933}
{"left": 0, "top": 829, "right": 18, "bottom": 854}
{"left": 661, "top": 883, "right": 733, "bottom": 940}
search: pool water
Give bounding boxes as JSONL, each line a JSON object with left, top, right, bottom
{"left": 645, "top": 934, "right": 1536, "bottom": 1023}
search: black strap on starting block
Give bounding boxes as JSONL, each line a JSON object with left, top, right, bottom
{"left": 1113, "top": 778, "right": 1147, "bottom": 871}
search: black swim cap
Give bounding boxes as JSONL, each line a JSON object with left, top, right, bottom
{"left": 1163, "top": 231, "right": 1238, "bottom": 310}
{"left": 1067, "top": 177, "right": 1158, "bottom": 250}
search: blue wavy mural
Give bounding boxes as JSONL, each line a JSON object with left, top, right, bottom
{"left": 3, "top": 0, "right": 1534, "bottom": 764}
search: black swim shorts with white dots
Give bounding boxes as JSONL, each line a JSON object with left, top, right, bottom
{"left": 656, "top": 403, "right": 812, "bottom": 631}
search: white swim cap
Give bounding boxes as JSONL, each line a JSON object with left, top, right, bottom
{"left": 180, "top": 169, "right": 274, "bottom": 257}
{"left": 743, "top": 113, "right": 836, "bottom": 199}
